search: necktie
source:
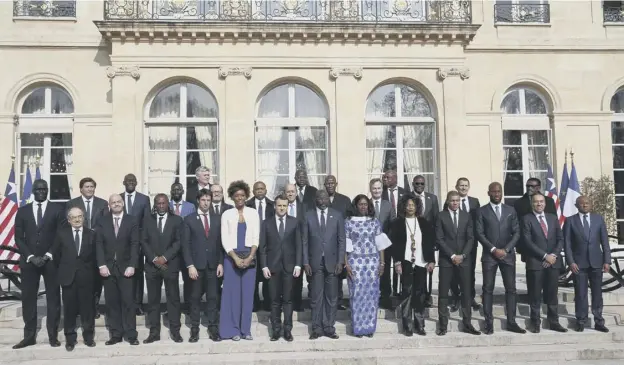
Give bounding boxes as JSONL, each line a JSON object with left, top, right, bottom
{"left": 453, "top": 210, "right": 458, "bottom": 229}
{"left": 126, "top": 194, "right": 133, "bottom": 214}
{"left": 74, "top": 229, "right": 81, "bottom": 253}
{"left": 539, "top": 215, "right": 548, "bottom": 237}
{"left": 175, "top": 203, "right": 181, "bottom": 215}
{"left": 375, "top": 200, "right": 380, "bottom": 219}
{"left": 583, "top": 214, "right": 590, "bottom": 239}
{"left": 202, "top": 214, "right": 210, "bottom": 237}
{"left": 289, "top": 203, "right": 295, "bottom": 217}
{"left": 320, "top": 209, "right": 326, "bottom": 234}
{"left": 85, "top": 200, "right": 92, "bottom": 229}
{"left": 461, "top": 199, "right": 467, "bottom": 212}
{"left": 158, "top": 215, "right": 164, "bottom": 234}
{"left": 298, "top": 187, "right": 304, "bottom": 203}
{"left": 37, "top": 203, "right": 43, "bottom": 228}
{"left": 114, "top": 217, "right": 120, "bottom": 237}
{"left": 390, "top": 189, "right": 396, "bottom": 212}
{"left": 215, "top": 204, "right": 220, "bottom": 215}
{"left": 258, "top": 201, "right": 264, "bottom": 221}
{"left": 279, "top": 217, "right": 285, "bottom": 238}
{"left": 495, "top": 205, "right": 501, "bottom": 221}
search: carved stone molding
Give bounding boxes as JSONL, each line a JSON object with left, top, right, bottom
{"left": 218, "top": 67, "right": 252, "bottom": 79}
{"left": 329, "top": 67, "right": 363, "bottom": 80}
{"left": 106, "top": 66, "right": 140, "bottom": 80}
{"left": 437, "top": 67, "right": 470, "bottom": 81}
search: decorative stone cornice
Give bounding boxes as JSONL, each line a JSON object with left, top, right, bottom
{"left": 437, "top": 67, "right": 470, "bottom": 81}
{"left": 106, "top": 65, "right": 140, "bottom": 80}
{"left": 218, "top": 67, "right": 252, "bottom": 79}
{"left": 329, "top": 67, "right": 363, "bottom": 80}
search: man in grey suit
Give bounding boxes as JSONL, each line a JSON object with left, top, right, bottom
{"left": 522, "top": 192, "right": 567, "bottom": 333}
{"left": 302, "top": 190, "right": 346, "bottom": 340}
{"left": 370, "top": 178, "right": 394, "bottom": 309}
{"left": 564, "top": 195, "right": 611, "bottom": 333}
{"left": 475, "top": 182, "right": 526, "bottom": 335}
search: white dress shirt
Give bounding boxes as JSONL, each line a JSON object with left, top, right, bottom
{"left": 489, "top": 202, "right": 503, "bottom": 253}
{"left": 82, "top": 196, "right": 93, "bottom": 221}
{"left": 99, "top": 213, "right": 124, "bottom": 269}
{"left": 27, "top": 200, "right": 52, "bottom": 262}
{"left": 156, "top": 212, "right": 168, "bottom": 232}
{"left": 198, "top": 210, "right": 210, "bottom": 231}
{"left": 125, "top": 193, "right": 134, "bottom": 214}
{"left": 255, "top": 198, "right": 267, "bottom": 220}
{"left": 316, "top": 207, "right": 327, "bottom": 224}
{"left": 387, "top": 187, "right": 399, "bottom": 214}
{"left": 534, "top": 211, "right": 553, "bottom": 260}
{"left": 73, "top": 227, "right": 83, "bottom": 255}
{"left": 288, "top": 201, "right": 297, "bottom": 218}
{"left": 579, "top": 212, "right": 591, "bottom": 227}
{"left": 460, "top": 197, "right": 470, "bottom": 212}
{"left": 404, "top": 217, "right": 426, "bottom": 268}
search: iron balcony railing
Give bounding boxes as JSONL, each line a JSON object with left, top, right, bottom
{"left": 604, "top": 3, "right": 624, "bottom": 23}
{"left": 494, "top": 3, "right": 550, "bottom": 23}
{"left": 103, "top": 0, "right": 472, "bottom": 23}
{"left": 13, "top": 0, "right": 77, "bottom": 18}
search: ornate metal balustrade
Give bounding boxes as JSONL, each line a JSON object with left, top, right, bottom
{"left": 103, "top": 0, "right": 472, "bottom": 23}
{"left": 604, "top": 4, "right": 624, "bottom": 23}
{"left": 13, "top": 0, "right": 76, "bottom": 17}
{"left": 494, "top": 3, "right": 550, "bottom": 23}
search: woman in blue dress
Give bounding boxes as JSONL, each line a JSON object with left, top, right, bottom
{"left": 344, "top": 194, "right": 392, "bottom": 337}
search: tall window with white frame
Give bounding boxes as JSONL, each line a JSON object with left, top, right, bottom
{"left": 611, "top": 88, "right": 624, "bottom": 240}
{"left": 501, "top": 86, "right": 552, "bottom": 205}
{"left": 365, "top": 83, "right": 437, "bottom": 194}
{"left": 145, "top": 82, "right": 218, "bottom": 199}
{"left": 18, "top": 84, "right": 74, "bottom": 202}
{"left": 255, "top": 83, "right": 329, "bottom": 198}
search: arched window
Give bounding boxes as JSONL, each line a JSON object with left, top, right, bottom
{"left": 145, "top": 82, "right": 218, "bottom": 198}
{"left": 611, "top": 88, "right": 624, "bottom": 239}
{"left": 18, "top": 84, "right": 74, "bottom": 202}
{"left": 501, "top": 86, "right": 551, "bottom": 205}
{"left": 365, "top": 83, "right": 436, "bottom": 193}
{"left": 255, "top": 83, "right": 329, "bottom": 198}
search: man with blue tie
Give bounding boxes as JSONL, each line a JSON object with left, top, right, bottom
{"left": 170, "top": 183, "right": 196, "bottom": 218}
{"left": 564, "top": 196, "right": 611, "bottom": 333}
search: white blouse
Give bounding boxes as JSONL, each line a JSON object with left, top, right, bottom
{"left": 404, "top": 217, "right": 426, "bottom": 268}
{"left": 220, "top": 206, "right": 260, "bottom": 253}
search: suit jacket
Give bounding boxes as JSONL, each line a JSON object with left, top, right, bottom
{"left": 381, "top": 186, "right": 407, "bottom": 214}
{"left": 182, "top": 212, "right": 223, "bottom": 270}
{"left": 66, "top": 196, "right": 108, "bottom": 229}
{"left": 522, "top": 213, "right": 564, "bottom": 270}
{"left": 142, "top": 214, "right": 183, "bottom": 273}
{"left": 53, "top": 227, "right": 96, "bottom": 287}
{"left": 185, "top": 183, "right": 212, "bottom": 208}
{"left": 298, "top": 185, "right": 318, "bottom": 208}
{"left": 14, "top": 201, "right": 64, "bottom": 264}
{"left": 95, "top": 213, "right": 140, "bottom": 274}
{"left": 302, "top": 208, "right": 346, "bottom": 271}
{"left": 120, "top": 191, "right": 151, "bottom": 228}
{"left": 328, "top": 193, "right": 352, "bottom": 217}
{"left": 475, "top": 203, "right": 520, "bottom": 266}
{"left": 435, "top": 210, "right": 474, "bottom": 268}
{"left": 372, "top": 199, "right": 392, "bottom": 233}
{"left": 169, "top": 200, "right": 196, "bottom": 218}
{"left": 564, "top": 213, "right": 611, "bottom": 269}
{"left": 210, "top": 202, "right": 233, "bottom": 216}
{"left": 443, "top": 196, "right": 480, "bottom": 220}
{"left": 514, "top": 193, "right": 557, "bottom": 218}
{"left": 388, "top": 216, "right": 436, "bottom": 264}
{"left": 245, "top": 198, "right": 275, "bottom": 220}
{"left": 258, "top": 215, "right": 302, "bottom": 273}
{"left": 416, "top": 192, "right": 439, "bottom": 226}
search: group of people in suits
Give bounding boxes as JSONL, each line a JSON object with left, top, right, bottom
{"left": 9, "top": 165, "right": 613, "bottom": 350}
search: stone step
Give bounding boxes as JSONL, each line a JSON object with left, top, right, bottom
{"left": 2, "top": 337, "right": 624, "bottom": 364}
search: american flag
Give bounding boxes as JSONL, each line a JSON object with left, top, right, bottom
{"left": 0, "top": 165, "right": 19, "bottom": 271}
{"left": 545, "top": 164, "right": 563, "bottom": 228}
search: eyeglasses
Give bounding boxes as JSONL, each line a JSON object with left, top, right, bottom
{"left": 526, "top": 184, "right": 540, "bottom": 188}
{"left": 413, "top": 182, "right": 425, "bottom": 186}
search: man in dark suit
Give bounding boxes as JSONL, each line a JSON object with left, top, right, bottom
{"left": 514, "top": 178, "right": 557, "bottom": 261}
{"left": 295, "top": 169, "right": 318, "bottom": 207}
{"left": 284, "top": 183, "right": 307, "bottom": 311}
{"left": 182, "top": 188, "right": 224, "bottom": 343}
{"left": 302, "top": 190, "right": 346, "bottom": 340}
{"left": 475, "top": 182, "right": 526, "bottom": 335}
{"left": 370, "top": 178, "right": 394, "bottom": 309}
{"left": 210, "top": 184, "right": 233, "bottom": 216}
{"left": 522, "top": 192, "right": 567, "bottom": 333}
{"left": 564, "top": 195, "right": 611, "bottom": 333}
{"left": 412, "top": 175, "right": 439, "bottom": 307}
{"left": 141, "top": 194, "right": 184, "bottom": 344}
{"left": 185, "top": 166, "right": 212, "bottom": 208}
{"left": 53, "top": 207, "right": 97, "bottom": 351}
{"left": 66, "top": 177, "right": 108, "bottom": 319}
{"left": 12, "top": 179, "right": 63, "bottom": 349}
{"left": 435, "top": 191, "right": 480, "bottom": 336}
{"left": 170, "top": 182, "right": 196, "bottom": 217}
{"left": 120, "top": 173, "right": 151, "bottom": 315}
{"left": 381, "top": 170, "right": 406, "bottom": 218}
{"left": 259, "top": 194, "right": 302, "bottom": 342}
{"left": 96, "top": 194, "right": 140, "bottom": 345}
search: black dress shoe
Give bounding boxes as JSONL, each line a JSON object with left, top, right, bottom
{"left": 270, "top": 334, "right": 280, "bottom": 341}
{"left": 507, "top": 322, "right": 527, "bottom": 334}
{"left": 143, "top": 335, "right": 160, "bottom": 344}
{"left": 483, "top": 326, "right": 494, "bottom": 335}
{"left": 171, "top": 333, "right": 183, "bottom": 343}
{"left": 529, "top": 322, "right": 541, "bottom": 334}
{"left": 550, "top": 322, "right": 568, "bottom": 333}
{"left": 424, "top": 295, "right": 433, "bottom": 308}
{"left": 337, "top": 304, "right": 347, "bottom": 311}
{"left": 575, "top": 323, "right": 585, "bottom": 332}
{"left": 209, "top": 332, "right": 222, "bottom": 342}
{"left": 404, "top": 329, "right": 414, "bottom": 337}
{"left": 85, "top": 340, "right": 96, "bottom": 347}
{"left": 471, "top": 300, "right": 482, "bottom": 310}
{"left": 135, "top": 307, "right": 145, "bottom": 316}
{"left": 436, "top": 328, "right": 447, "bottom": 336}
{"left": 284, "top": 331, "right": 293, "bottom": 342}
{"left": 105, "top": 337, "right": 122, "bottom": 346}
{"left": 449, "top": 303, "right": 459, "bottom": 313}
{"left": 309, "top": 333, "right": 320, "bottom": 340}
{"left": 49, "top": 339, "right": 61, "bottom": 347}
{"left": 128, "top": 338, "right": 139, "bottom": 345}
{"left": 189, "top": 335, "right": 199, "bottom": 343}
{"left": 415, "top": 328, "right": 426, "bottom": 336}
{"left": 595, "top": 324, "right": 610, "bottom": 333}
{"left": 326, "top": 333, "right": 339, "bottom": 339}
{"left": 95, "top": 312, "right": 101, "bottom": 319}
{"left": 463, "top": 325, "right": 481, "bottom": 335}
{"left": 65, "top": 343, "right": 75, "bottom": 352}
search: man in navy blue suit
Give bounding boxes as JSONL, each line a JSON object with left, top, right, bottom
{"left": 564, "top": 195, "right": 611, "bottom": 333}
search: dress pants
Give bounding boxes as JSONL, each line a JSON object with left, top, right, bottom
{"left": 482, "top": 262, "right": 517, "bottom": 326}
{"left": 380, "top": 252, "right": 393, "bottom": 300}
{"left": 450, "top": 244, "right": 478, "bottom": 302}
{"left": 292, "top": 274, "right": 303, "bottom": 310}
{"left": 93, "top": 268, "right": 103, "bottom": 313}
{"left": 103, "top": 264, "right": 137, "bottom": 340}
{"left": 190, "top": 268, "right": 219, "bottom": 334}
{"left": 438, "top": 263, "right": 472, "bottom": 329}
{"left": 61, "top": 275, "right": 95, "bottom": 344}
{"left": 399, "top": 263, "right": 427, "bottom": 331}
{"left": 181, "top": 269, "right": 192, "bottom": 307}
{"left": 526, "top": 267, "right": 560, "bottom": 324}
{"left": 133, "top": 254, "right": 145, "bottom": 308}
{"left": 21, "top": 262, "right": 60, "bottom": 341}
{"left": 145, "top": 266, "right": 181, "bottom": 336}
{"left": 254, "top": 268, "right": 271, "bottom": 310}
{"left": 310, "top": 257, "right": 338, "bottom": 336}
{"left": 573, "top": 267, "right": 604, "bottom": 326}
{"left": 268, "top": 268, "right": 295, "bottom": 333}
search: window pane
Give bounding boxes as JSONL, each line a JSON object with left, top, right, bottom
{"left": 258, "top": 151, "right": 290, "bottom": 174}
{"left": 186, "top": 84, "right": 218, "bottom": 118}
{"left": 618, "top": 222, "right": 624, "bottom": 242}
{"left": 148, "top": 126, "right": 180, "bottom": 150}
{"left": 614, "top": 146, "right": 624, "bottom": 169}
{"left": 504, "top": 172, "right": 524, "bottom": 196}
{"left": 22, "top": 88, "right": 45, "bottom": 114}
{"left": 365, "top": 84, "right": 395, "bottom": 118}
{"left": 186, "top": 151, "right": 217, "bottom": 176}
{"left": 403, "top": 150, "right": 435, "bottom": 175}
{"left": 296, "top": 151, "right": 327, "bottom": 175}
{"left": 258, "top": 84, "right": 289, "bottom": 118}
{"left": 616, "top": 196, "right": 624, "bottom": 219}
{"left": 257, "top": 127, "right": 289, "bottom": 149}
{"left": 615, "top": 171, "right": 624, "bottom": 194}
{"left": 51, "top": 87, "right": 74, "bottom": 114}
{"left": 526, "top": 130, "right": 549, "bottom": 145}
{"left": 306, "top": 174, "right": 326, "bottom": 191}
{"left": 150, "top": 84, "right": 180, "bottom": 118}
{"left": 501, "top": 90, "right": 520, "bottom": 114}
{"left": 187, "top": 125, "right": 217, "bottom": 150}
{"left": 295, "top": 127, "right": 327, "bottom": 149}
{"left": 402, "top": 124, "right": 434, "bottom": 148}
{"left": 49, "top": 175, "right": 70, "bottom": 201}
{"left": 504, "top": 197, "right": 519, "bottom": 206}
{"left": 366, "top": 125, "right": 396, "bottom": 149}
{"left": 50, "top": 149, "right": 71, "bottom": 173}
{"left": 612, "top": 122, "right": 624, "bottom": 144}
{"left": 525, "top": 89, "right": 547, "bottom": 114}
{"left": 148, "top": 152, "right": 179, "bottom": 176}
{"left": 21, "top": 133, "right": 45, "bottom": 147}
{"left": 148, "top": 177, "right": 178, "bottom": 199}
{"left": 504, "top": 147, "right": 523, "bottom": 170}
{"left": 528, "top": 171, "right": 548, "bottom": 187}
{"left": 527, "top": 147, "right": 549, "bottom": 170}
{"left": 20, "top": 148, "right": 43, "bottom": 174}
{"left": 503, "top": 130, "right": 521, "bottom": 145}
{"left": 294, "top": 85, "right": 327, "bottom": 118}
{"left": 51, "top": 133, "right": 72, "bottom": 147}
{"left": 256, "top": 175, "right": 290, "bottom": 200}
{"left": 611, "top": 90, "right": 624, "bottom": 113}
{"left": 400, "top": 86, "right": 432, "bottom": 118}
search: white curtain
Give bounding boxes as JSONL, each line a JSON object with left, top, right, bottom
{"left": 366, "top": 125, "right": 389, "bottom": 178}
{"left": 256, "top": 127, "right": 283, "bottom": 198}
{"left": 62, "top": 134, "right": 73, "bottom": 193}
{"left": 297, "top": 127, "right": 327, "bottom": 189}
{"left": 147, "top": 126, "right": 179, "bottom": 196}
{"left": 192, "top": 125, "right": 217, "bottom": 183}
{"left": 21, "top": 88, "right": 46, "bottom": 114}
{"left": 402, "top": 125, "right": 433, "bottom": 189}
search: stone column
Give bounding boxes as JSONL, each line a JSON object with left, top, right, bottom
{"left": 0, "top": 115, "right": 16, "bottom": 178}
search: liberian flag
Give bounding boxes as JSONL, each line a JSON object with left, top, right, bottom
{"left": 0, "top": 164, "right": 19, "bottom": 271}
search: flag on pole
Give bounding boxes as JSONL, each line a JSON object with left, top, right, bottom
{"left": 559, "top": 160, "right": 570, "bottom": 225}
{"left": 562, "top": 162, "right": 580, "bottom": 217}
{"left": 35, "top": 166, "right": 41, "bottom": 181}
{"left": 544, "top": 164, "right": 562, "bottom": 227}
{"left": 20, "top": 166, "right": 33, "bottom": 207}
{"left": 0, "top": 164, "right": 20, "bottom": 271}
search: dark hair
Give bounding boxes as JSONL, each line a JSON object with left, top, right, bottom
{"left": 397, "top": 193, "right": 423, "bottom": 218}
{"left": 527, "top": 177, "right": 542, "bottom": 186}
{"left": 152, "top": 193, "right": 173, "bottom": 215}
{"left": 197, "top": 188, "right": 213, "bottom": 201}
{"left": 79, "top": 177, "right": 97, "bottom": 189}
{"left": 274, "top": 194, "right": 288, "bottom": 204}
{"left": 227, "top": 180, "right": 251, "bottom": 199}
{"left": 348, "top": 194, "right": 375, "bottom": 218}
